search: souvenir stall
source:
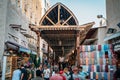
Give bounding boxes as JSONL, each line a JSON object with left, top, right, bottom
{"left": 79, "top": 44, "right": 116, "bottom": 80}
{"left": 3, "top": 41, "right": 35, "bottom": 79}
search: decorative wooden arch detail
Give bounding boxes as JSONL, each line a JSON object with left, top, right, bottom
{"left": 39, "top": 2, "right": 79, "bottom": 26}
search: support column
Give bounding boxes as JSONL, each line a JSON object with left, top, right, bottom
{"left": 48, "top": 45, "right": 50, "bottom": 59}
{"left": 36, "top": 32, "right": 40, "bottom": 56}
{"left": 76, "top": 31, "right": 80, "bottom": 66}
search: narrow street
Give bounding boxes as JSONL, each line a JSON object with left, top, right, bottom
{"left": 0, "top": 0, "right": 120, "bottom": 80}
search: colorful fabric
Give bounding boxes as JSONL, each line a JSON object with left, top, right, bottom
{"left": 98, "top": 45, "right": 101, "bottom": 51}
{"left": 79, "top": 44, "right": 116, "bottom": 79}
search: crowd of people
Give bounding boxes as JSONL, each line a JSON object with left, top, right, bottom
{"left": 12, "top": 62, "right": 89, "bottom": 80}
{"left": 11, "top": 62, "right": 120, "bottom": 80}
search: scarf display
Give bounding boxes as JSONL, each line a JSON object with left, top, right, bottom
{"left": 79, "top": 44, "right": 116, "bottom": 80}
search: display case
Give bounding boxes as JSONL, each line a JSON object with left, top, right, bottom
{"left": 6, "top": 56, "right": 12, "bottom": 78}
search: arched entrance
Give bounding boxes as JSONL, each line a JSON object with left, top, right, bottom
{"left": 30, "top": 2, "right": 94, "bottom": 66}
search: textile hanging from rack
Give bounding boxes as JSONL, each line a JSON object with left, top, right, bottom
{"left": 79, "top": 44, "right": 116, "bottom": 80}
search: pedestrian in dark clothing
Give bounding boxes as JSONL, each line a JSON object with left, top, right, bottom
{"left": 20, "top": 65, "right": 28, "bottom": 80}
{"left": 114, "top": 63, "right": 120, "bottom": 80}
{"left": 36, "top": 66, "right": 43, "bottom": 78}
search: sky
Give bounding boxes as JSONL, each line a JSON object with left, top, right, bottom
{"left": 50, "top": 0, "right": 106, "bottom": 27}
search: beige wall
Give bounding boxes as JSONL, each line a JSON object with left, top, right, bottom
{"left": 97, "top": 27, "right": 106, "bottom": 44}
{"left": 106, "top": 0, "right": 120, "bottom": 32}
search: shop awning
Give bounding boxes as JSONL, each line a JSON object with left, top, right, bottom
{"left": 31, "top": 51, "right": 37, "bottom": 55}
{"left": 5, "top": 41, "right": 19, "bottom": 50}
{"left": 19, "top": 47, "right": 31, "bottom": 54}
{"left": 104, "top": 31, "right": 120, "bottom": 41}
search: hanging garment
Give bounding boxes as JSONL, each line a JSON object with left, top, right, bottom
{"left": 103, "top": 51, "right": 105, "bottom": 58}
{"left": 93, "top": 45, "right": 96, "bottom": 51}
{"left": 92, "top": 52, "right": 95, "bottom": 58}
{"left": 88, "top": 65, "right": 91, "bottom": 72}
{"left": 96, "top": 51, "right": 100, "bottom": 65}
{"left": 96, "top": 72, "right": 98, "bottom": 80}
{"left": 85, "top": 45, "right": 88, "bottom": 52}
{"left": 93, "top": 72, "right": 96, "bottom": 79}
{"left": 105, "top": 64, "right": 108, "bottom": 72}
{"left": 91, "top": 65, "right": 94, "bottom": 72}
{"left": 105, "top": 51, "right": 109, "bottom": 58}
{"left": 90, "top": 72, "right": 93, "bottom": 79}
{"left": 80, "top": 59, "right": 82, "bottom": 64}
{"left": 103, "top": 58, "right": 106, "bottom": 65}
{"left": 98, "top": 45, "right": 101, "bottom": 51}
{"left": 88, "top": 45, "right": 91, "bottom": 52}
{"left": 92, "top": 58, "right": 94, "bottom": 65}
{"left": 104, "top": 72, "right": 108, "bottom": 80}
{"left": 99, "top": 58, "right": 103, "bottom": 65}
{"left": 99, "top": 51, "right": 103, "bottom": 58}
{"left": 104, "top": 44, "right": 109, "bottom": 51}
{"left": 86, "top": 58, "right": 89, "bottom": 65}
{"left": 98, "top": 72, "right": 102, "bottom": 80}
{"left": 108, "top": 50, "right": 112, "bottom": 65}
{"left": 82, "top": 45, "right": 85, "bottom": 52}
{"left": 83, "top": 52, "right": 86, "bottom": 58}
{"left": 100, "top": 65, "right": 103, "bottom": 72}
{"left": 82, "top": 58, "right": 86, "bottom": 65}
{"left": 110, "top": 71, "right": 114, "bottom": 80}
{"left": 97, "top": 65, "right": 100, "bottom": 72}
{"left": 94, "top": 65, "right": 96, "bottom": 72}
{"left": 85, "top": 52, "right": 88, "bottom": 58}
{"left": 86, "top": 65, "right": 89, "bottom": 72}
{"left": 80, "top": 52, "right": 83, "bottom": 58}
{"left": 108, "top": 72, "right": 110, "bottom": 80}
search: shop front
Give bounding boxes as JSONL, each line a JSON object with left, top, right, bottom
{"left": 2, "top": 41, "right": 37, "bottom": 80}
{"left": 104, "top": 31, "right": 120, "bottom": 67}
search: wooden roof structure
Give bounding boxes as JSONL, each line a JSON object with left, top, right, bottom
{"left": 30, "top": 3, "right": 95, "bottom": 58}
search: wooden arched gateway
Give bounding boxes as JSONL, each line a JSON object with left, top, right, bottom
{"left": 29, "top": 3, "right": 95, "bottom": 65}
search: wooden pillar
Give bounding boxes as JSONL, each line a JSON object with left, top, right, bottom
{"left": 36, "top": 32, "right": 40, "bottom": 56}
{"left": 48, "top": 45, "right": 50, "bottom": 59}
{"left": 76, "top": 31, "right": 80, "bottom": 66}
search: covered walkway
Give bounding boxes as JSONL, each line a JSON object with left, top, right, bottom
{"left": 30, "top": 3, "right": 95, "bottom": 64}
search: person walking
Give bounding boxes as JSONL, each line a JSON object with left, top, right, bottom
{"left": 50, "top": 68, "right": 63, "bottom": 80}
{"left": 59, "top": 70, "right": 66, "bottom": 80}
{"left": 36, "top": 65, "right": 43, "bottom": 79}
{"left": 72, "top": 66, "right": 81, "bottom": 80}
{"left": 78, "top": 66, "right": 89, "bottom": 80}
{"left": 20, "top": 64, "right": 28, "bottom": 80}
{"left": 43, "top": 65, "right": 50, "bottom": 80}
{"left": 12, "top": 67, "right": 21, "bottom": 80}
{"left": 63, "top": 67, "right": 71, "bottom": 80}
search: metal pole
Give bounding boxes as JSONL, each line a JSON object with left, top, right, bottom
{"left": 2, "top": 56, "right": 7, "bottom": 80}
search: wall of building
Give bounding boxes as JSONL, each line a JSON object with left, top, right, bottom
{"left": 0, "top": 0, "right": 50, "bottom": 62}
{"left": 0, "top": 0, "right": 8, "bottom": 62}
{"left": 5, "top": 1, "right": 29, "bottom": 47}
{"left": 98, "top": 27, "right": 106, "bottom": 44}
{"left": 41, "top": 0, "right": 50, "bottom": 16}
{"left": 106, "top": 0, "right": 120, "bottom": 32}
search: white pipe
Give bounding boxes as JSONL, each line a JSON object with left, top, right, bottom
{"left": 2, "top": 56, "right": 7, "bottom": 80}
